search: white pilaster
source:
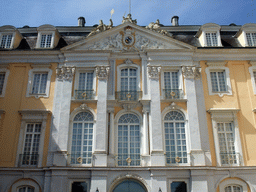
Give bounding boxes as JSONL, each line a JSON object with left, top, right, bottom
{"left": 90, "top": 171, "right": 107, "bottom": 192}
{"left": 148, "top": 65, "right": 165, "bottom": 166}
{"left": 108, "top": 109, "right": 115, "bottom": 166}
{"left": 191, "top": 170, "right": 209, "bottom": 192}
{"left": 94, "top": 66, "right": 110, "bottom": 166}
{"left": 50, "top": 66, "right": 75, "bottom": 166}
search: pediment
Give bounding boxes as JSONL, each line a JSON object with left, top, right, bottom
{"left": 62, "top": 22, "right": 194, "bottom": 52}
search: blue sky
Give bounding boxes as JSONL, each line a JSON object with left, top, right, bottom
{"left": 0, "top": 0, "right": 255, "bottom": 28}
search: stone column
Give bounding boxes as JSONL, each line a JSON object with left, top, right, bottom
{"left": 94, "top": 66, "right": 110, "bottom": 166}
{"left": 48, "top": 66, "right": 75, "bottom": 166}
{"left": 147, "top": 65, "right": 165, "bottom": 166}
{"left": 182, "top": 66, "right": 211, "bottom": 166}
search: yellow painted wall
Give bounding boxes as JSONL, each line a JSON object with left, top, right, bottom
{"left": 0, "top": 63, "right": 57, "bottom": 167}
{"left": 201, "top": 61, "right": 256, "bottom": 166}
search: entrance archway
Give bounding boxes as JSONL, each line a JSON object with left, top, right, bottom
{"left": 113, "top": 179, "right": 147, "bottom": 192}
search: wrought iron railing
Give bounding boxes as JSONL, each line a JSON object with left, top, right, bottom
{"left": 115, "top": 154, "right": 141, "bottom": 166}
{"left": 19, "top": 154, "right": 39, "bottom": 166}
{"left": 68, "top": 152, "right": 93, "bottom": 165}
{"left": 74, "top": 90, "right": 95, "bottom": 100}
{"left": 220, "top": 152, "right": 241, "bottom": 165}
{"left": 115, "top": 91, "right": 142, "bottom": 102}
{"left": 165, "top": 152, "right": 188, "bottom": 164}
{"left": 163, "top": 89, "right": 184, "bottom": 99}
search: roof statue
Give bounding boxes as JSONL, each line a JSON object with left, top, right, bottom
{"left": 122, "top": 13, "right": 137, "bottom": 24}
{"left": 145, "top": 19, "right": 170, "bottom": 36}
{"left": 87, "top": 19, "right": 113, "bottom": 37}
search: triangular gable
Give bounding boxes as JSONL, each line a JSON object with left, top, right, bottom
{"left": 61, "top": 22, "right": 195, "bottom": 52}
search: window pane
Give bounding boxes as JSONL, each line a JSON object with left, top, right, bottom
{"left": 171, "top": 182, "right": 187, "bottom": 192}
{"left": 1, "top": 34, "right": 12, "bottom": 48}
{"left": 72, "top": 182, "right": 87, "bottom": 192}
{"left": 0, "top": 73, "right": 5, "bottom": 94}
{"left": 218, "top": 71, "right": 227, "bottom": 91}
{"left": 31, "top": 73, "right": 48, "bottom": 94}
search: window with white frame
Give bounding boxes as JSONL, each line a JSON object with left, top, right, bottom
{"left": 246, "top": 33, "right": 256, "bottom": 46}
{"left": 117, "top": 113, "right": 140, "bottom": 166}
{"left": 0, "top": 34, "right": 13, "bottom": 48}
{"left": 74, "top": 71, "right": 95, "bottom": 100}
{"left": 208, "top": 109, "right": 243, "bottom": 167}
{"left": 206, "top": 32, "right": 218, "bottom": 46}
{"left": 248, "top": 65, "right": 256, "bottom": 94}
{"left": 19, "top": 123, "right": 41, "bottom": 166}
{"left": 163, "top": 70, "right": 183, "bottom": 99}
{"left": 117, "top": 62, "right": 141, "bottom": 101}
{"left": 70, "top": 112, "right": 94, "bottom": 165}
{"left": 0, "top": 68, "right": 10, "bottom": 97}
{"left": 18, "top": 186, "right": 35, "bottom": 192}
{"left": 205, "top": 64, "right": 232, "bottom": 96}
{"left": 40, "top": 34, "right": 52, "bottom": 48}
{"left": 225, "top": 185, "right": 243, "bottom": 192}
{"left": 26, "top": 67, "right": 52, "bottom": 98}
{"left": 164, "top": 111, "right": 187, "bottom": 164}
{"left": 210, "top": 71, "right": 227, "bottom": 92}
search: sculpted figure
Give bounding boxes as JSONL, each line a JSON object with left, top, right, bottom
{"left": 122, "top": 14, "right": 137, "bottom": 24}
{"left": 87, "top": 19, "right": 113, "bottom": 37}
{"left": 146, "top": 19, "right": 161, "bottom": 30}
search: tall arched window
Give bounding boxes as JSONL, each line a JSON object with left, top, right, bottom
{"left": 225, "top": 185, "right": 243, "bottom": 192}
{"left": 71, "top": 112, "right": 94, "bottom": 165}
{"left": 164, "top": 111, "right": 187, "bottom": 164}
{"left": 18, "top": 186, "right": 35, "bottom": 192}
{"left": 117, "top": 113, "right": 140, "bottom": 166}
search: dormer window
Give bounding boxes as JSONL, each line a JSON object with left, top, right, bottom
{"left": 40, "top": 34, "right": 52, "bottom": 48}
{"left": 196, "top": 23, "right": 222, "bottom": 47}
{"left": 246, "top": 32, "right": 256, "bottom": 46}
{"left": 36, "top": 25, "right": 60, "bottom": 49}
{"left": 0, "top": 25, "right": 23, "bottom": 49}
{"left": 236, "top": 23, "right": 256, "bottom": 47}
{"left": 205, "top": 32, "right": 218, "bottom": 46}
{"left": 0, "top": 34, "right": 13, "bottom": 48}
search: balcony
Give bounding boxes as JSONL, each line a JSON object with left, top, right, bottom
{"left": 115, "top": 91, "right": 142, "bottom": 102}
{"left": 18, "top": 154, "right": 39, "bottom": 166}
{"left": 166, "top": 152, "right": 188, "bottom": 165}
{"left": 163, "top": 89, "right": 184, "bottom": 100}
{"left": 115, "top": 154, "right": 141, "bottom": 166}
{"left": 68, "top": 152, "right": 93, "bottom": 165}
{"left": 74, "top": 90, "right": 95, "bottom": 100}
{"left": 220, "top": 152, "right": 241, "bottom": 166}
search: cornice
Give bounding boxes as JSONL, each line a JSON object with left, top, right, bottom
{"left": 207, "top": 108, "right": 240, "bottom": 113}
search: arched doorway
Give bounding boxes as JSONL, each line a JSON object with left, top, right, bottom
{"left": 113, "top": 179, "right": 147, "bottom": 192}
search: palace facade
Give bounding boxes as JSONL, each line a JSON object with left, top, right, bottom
{"left": 1, "top": 15, "right": 256, "bottom": 192}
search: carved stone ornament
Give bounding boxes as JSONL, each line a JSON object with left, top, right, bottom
{"left": 87, "top": 19, "right": 113, "bottom": 38}
{"left": 122, "top": 103, "right": 139, "bottom": 110}
{"left": 80, "top": 103, "right": 88, "bottom": 110}
{"left": 147, "top": 65, "right": 161, "bottom": 79}
{"left": 96, "top": 66, "right": 110, "bottom": 80}
{"left": 122, "top": 14, "right": 137, "bottom": 24}
{"left": 182, "top": 66, "right": 201, "bottom": 79}
{"left": 85, "top": 33, "right": 171, "bottom": 52}
{"left": 145, "top": 19, "right": 170, "bottom": 37}
{"left": 56, "top": 66, "right": 75, "bottom": 81}
{"left": 124, "top": 59, "right": 134, "bottom": 65}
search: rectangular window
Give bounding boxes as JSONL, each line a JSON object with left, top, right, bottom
{"left": 246, "top": 33, "right": 256, "bottom": 46}
{"left": 210, "top": 71, "right": 227, "bottom": 92}
{"left": 163, "top": 71, "right": 183, "bottom": 99}
{"left": 72, "top": 182, "right": 88, "bottom": 192}
{"left": 171, "top": 182, "right": 187, "bottom": 192}
{"left": 206, "top": 32, "right": 218, "bottom": 46}
{"left": 0, "top": 73, "right": 6, "bottom": 95}
{"left": 78, "top": 72, "right": 93, "bottom": 90}
{"left": 40, "top": 34, "right": 52, "bottom": 48}
{"left": 0, "top": 34, "right": 12, "bottom": 48}
{"left": 20, "top": 123, "right": 41, "bottom": 166}
{"left": 217, "top": 122, "right": 238, "bottom": 165}
{"left": 31, "top": 73, "right": 48, "bottom": 95}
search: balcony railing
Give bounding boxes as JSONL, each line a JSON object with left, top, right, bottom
{"left": 220, "top": 152, "right": 241, "bottom": 165}
{"left": 115, "top": 91, "right": 142, "bottom": 102}
{"left": 74, "top": 90, "right": 95, "bottom": 100}
{"left": 115, "top": 154, "right": 141, "bottom": 166}
{"left": 18, "top": 154, "right": 39, "bottom": 166}
{"left": 68, "top": 152, "right": 93, "bottom": 165}
{"left": 166, "top": 152, "right": 188, "bottom": 165}
{"left": 163, "top": 89, "right": 184, "bottom": 99}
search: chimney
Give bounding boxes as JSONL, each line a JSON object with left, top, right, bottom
{"left": 171, "top": 16, "right": 179, "bottom": 26}
{"left": 78, "top": 17, "right": 85, "bottom": 27}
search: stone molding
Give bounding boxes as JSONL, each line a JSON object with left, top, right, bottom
{"left": 96, "top": 66, "right": 110, "bottom": 80}
{"left": 182, "top": 66, "right": 201, "bottom": 79}
{"left": 206, "top": 61, "right": 227, "bottom": 67}
{"left": 56, "top": 66, "right": 76, "bottom": 81}
{"left": 147, "top": 65, "right": 161, "bottom": 79}
{"left": 207, "top": 108, "right": 240, "bottom": 120}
